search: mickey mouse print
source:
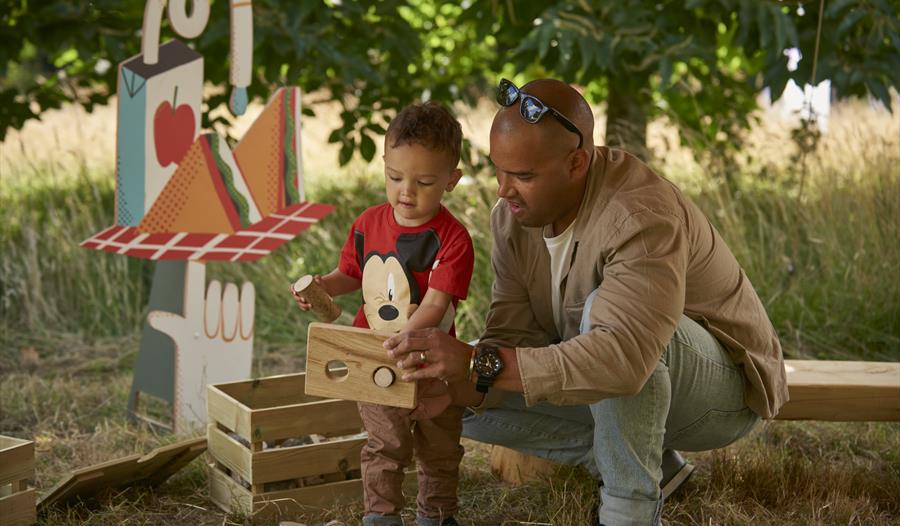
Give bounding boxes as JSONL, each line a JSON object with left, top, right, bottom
{"left": 338, "top": 203, "right": 474, "bottom": 335}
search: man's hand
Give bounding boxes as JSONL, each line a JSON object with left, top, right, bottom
{"left": 409, "top": 378, "right": 452, "bottom": 420}
{"left": 384, "top": 328, "right": 474, "bottom": 383}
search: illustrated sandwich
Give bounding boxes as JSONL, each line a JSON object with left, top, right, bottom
{"left": 233, "top": 86, "right": 303, "bottom": 217}
{"left": 138, "top": 133, "right": 261, "bottom": 234}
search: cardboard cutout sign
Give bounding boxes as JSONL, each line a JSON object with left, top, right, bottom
{"left": 81, "top": 1, "right": 333, "bottom": 433}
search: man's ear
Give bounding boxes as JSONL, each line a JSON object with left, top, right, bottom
{"left": 568, "top": 148, "right": 591, "bottom": 180}
{"left": 445, "top": 168, "right": 463, "bottom": 192}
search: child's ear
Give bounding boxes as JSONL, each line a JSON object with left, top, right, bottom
{"left": 445, "top": 168, "right": 463, "bottom": 192}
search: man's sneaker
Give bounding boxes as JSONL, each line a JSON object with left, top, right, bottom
{"left": 660, "top": 449, "right": 694, "bottom": 499}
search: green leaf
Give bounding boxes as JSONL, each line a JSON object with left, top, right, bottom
{"left": 360, "top": 132, "right": 376, "bottom": 162}
{"left": 339, "top": 141, "right": 354, "bottom": 166}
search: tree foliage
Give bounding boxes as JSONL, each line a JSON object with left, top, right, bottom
{"left": 1, "top": 0, "right": 897, "bottom": 167}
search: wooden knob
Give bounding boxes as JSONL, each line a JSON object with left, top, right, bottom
{"left": 373, "top": 367, "right": 395, "bottom": 388}
{"left": 292, "top": 275, "right": 342, "bottom": 322}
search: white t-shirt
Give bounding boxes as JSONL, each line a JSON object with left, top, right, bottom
{"left": 543, "top": 221, "right": 576, "bottom": 333}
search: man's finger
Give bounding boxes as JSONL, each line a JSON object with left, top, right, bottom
{"left": 401, "top": 365, "right": 441, "bottom": 382}
{"left": 383, "top": 329, "right": 433, "bottom": 349}
{"left": 385, "top": 337, "right": 432, "bottom": 358}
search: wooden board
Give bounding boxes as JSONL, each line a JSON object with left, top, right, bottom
{"left": 776, "top": 360, "right": 900, "bottom": 421}
{"left": 207, "top": 425, "right": 365, "bottom": 485}
{"left": 0, "top": 488, "right": 36, "bottom": 526}
{"left": 208, "top": 462, "right": 418, "bottom": 522}
{"left": 38, "top": 437, "right": 207, "bottom": 510}
{"left": 305, "top": 323, "right": 417, "bottom": 409}
{"left": 207, "top": 373, "right": 363, "bottom": 443}
{"left": 0, "top": 436, "right": 34, "bottom": 488}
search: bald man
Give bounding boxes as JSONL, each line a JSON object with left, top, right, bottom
{"left": 385, "top": 78, "right": 788, "bottom": 525}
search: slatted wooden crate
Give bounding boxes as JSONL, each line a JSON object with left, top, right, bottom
{"left": 207, "top": 372, "right": 415, "bottom": 520}
{"left": 0, "top": 435, "right": 36, "bottom": 526}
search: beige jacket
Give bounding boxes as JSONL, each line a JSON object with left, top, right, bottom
{"left": 480, "top": 146, "right": 788, "bottom": 418}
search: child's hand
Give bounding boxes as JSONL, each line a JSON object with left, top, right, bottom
{"left": 290, "top": 275, "right": 326, "bottom": 311}
{"left": 409, "top": 378, "right": 452, "bottom": 420}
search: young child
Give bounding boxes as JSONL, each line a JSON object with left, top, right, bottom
{"left": 292, "top": 101, "right": 474, "bottom": 526}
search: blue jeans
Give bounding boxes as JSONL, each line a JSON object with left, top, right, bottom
{"left": 462, "top": 290, "right": 760, "bottom": 526}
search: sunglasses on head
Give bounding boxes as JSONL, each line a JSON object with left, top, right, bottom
{"left": 496, "top": 78, "right": 584, "bottom": 149}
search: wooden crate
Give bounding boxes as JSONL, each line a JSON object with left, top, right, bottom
{"left": 207, "top": 372, "right": 416, "bottom": 520}
{"left": 0, "top": 435, "right": 36, "bottom": 526}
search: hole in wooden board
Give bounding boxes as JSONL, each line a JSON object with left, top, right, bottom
{"left": 325, "top": 360, "right": 350, "bottom": 381}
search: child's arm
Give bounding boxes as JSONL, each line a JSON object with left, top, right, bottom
{"left": 318, "top": 268, "right": 361, "bottom": 297}
{"left": 292, "top": 269, "right": 360, "bottom": 312}
{"left": 403, "top": 288, "right": 453, "bottom": 332}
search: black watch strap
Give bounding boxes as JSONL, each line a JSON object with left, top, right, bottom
{"left": 475, "top": 374, "right": 493, "bottom": 394}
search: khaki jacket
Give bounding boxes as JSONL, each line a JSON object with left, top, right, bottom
{"left": 480, "top": 146, "right": 788, "bottom": 418}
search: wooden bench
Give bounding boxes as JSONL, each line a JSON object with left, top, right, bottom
{"left": 490, "top": 359, "right": 900, "bottom": 483}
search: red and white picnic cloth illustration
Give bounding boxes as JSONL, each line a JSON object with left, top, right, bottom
{"left": 81, "top": 202, "right": 334, "bottom": 262}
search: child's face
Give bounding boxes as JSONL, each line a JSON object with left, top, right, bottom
{"left": 383, "top": 142, "right": 461, "bottom": 227}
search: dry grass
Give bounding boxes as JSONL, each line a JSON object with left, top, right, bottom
{"left": 1, "top": 334, "right": 898, "bottom": 525}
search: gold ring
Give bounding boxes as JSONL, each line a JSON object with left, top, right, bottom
{"left": 419, "top": 351, "right": 427, "bottom": 363}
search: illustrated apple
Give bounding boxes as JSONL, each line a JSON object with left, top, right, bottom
{"left": 154, "top": 87, "right": 195, "bottom": 167}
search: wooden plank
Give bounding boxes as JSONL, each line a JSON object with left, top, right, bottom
{"left": 777, "top": 360, "right": 900, "bottom": 421}
{"left": 250, "top": 399, "right": 362, "bottom": 443}
{"left": 252, "top": 478, "right": 363, "bottom": 520}
{"left": 305, "top": 323, "right": 417, "bottom": 409}
{"left": 251, "top": 437, "right": 364, "bottom": 485}
{"left": 0, "top": 488, "right": 36, "bottom": 526}
{"left": 250, "top": 470, "right": 418, "bottom": 522}
{"left": 207, "top": 426, "right": 253, "bottom": 484}
{"left": 207, "top": 463, "right": 252, "bottom": 515}
{"left": 214, "top": 373, "right": 323, "bottom": 409}
{"left": 0, "top": 437, "right": 34, "bottom": 488}
{"left": 38, "top": 437, "right": 207, "bottom": 510}
{"left": 207, "top": 384, "right": 252, "bottom": 436}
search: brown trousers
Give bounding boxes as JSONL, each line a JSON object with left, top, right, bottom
{"left": 358, "top": 401, "right": 465, "bottom": 519}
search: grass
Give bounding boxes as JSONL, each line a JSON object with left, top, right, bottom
{"left": 1, "top": 95, "right": 898, "bottom": 524}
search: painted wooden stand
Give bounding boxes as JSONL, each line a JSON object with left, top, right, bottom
{"left": 305, "top": 323, "right": 417, "bottom": 409}
{"left": 207, "top": 372, "right": 416, "bottom": 521}
{"left": 490, "top": 359, "right": 900, "bottom": 485}
{"left": 0, "top": 435, "right": 36, "bottom": 526}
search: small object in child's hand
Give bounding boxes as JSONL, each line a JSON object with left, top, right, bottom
{"left": 292, "top": 275, "right": 342, "bottom": 322}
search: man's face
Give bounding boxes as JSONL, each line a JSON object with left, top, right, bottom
{"left": 489, "top": 125, "right": 577, "bottom": 230}
{"left": 383, "top": 142, "right": 460, "bottom": 227}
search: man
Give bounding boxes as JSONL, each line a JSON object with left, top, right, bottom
{"left": 385, "top": 78, "right": 788, "bottom": 526}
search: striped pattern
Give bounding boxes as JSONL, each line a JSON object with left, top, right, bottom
{"left": 81, "top": 202, "right": 333, "bottom": 262}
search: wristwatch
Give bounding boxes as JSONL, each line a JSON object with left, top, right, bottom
{"left": 473, "top": 345, "right": 504, "bottom": 394}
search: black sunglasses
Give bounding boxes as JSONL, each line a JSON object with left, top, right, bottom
{"left": 496, "top": 78, "right": 584, "bottom": 149}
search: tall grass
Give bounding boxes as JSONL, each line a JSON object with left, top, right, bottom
{"left": 2, "top": 138, "right": 897, "bottom": 360}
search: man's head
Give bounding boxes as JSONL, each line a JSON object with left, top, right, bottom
{"left": 383, "top": 101, "right": 463, "bottom": 227}
{"left": 489, "top": 79, "right": 594, "bottom": 233}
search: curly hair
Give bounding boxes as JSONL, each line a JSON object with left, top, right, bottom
{"left": 385, "top": 101, "right": 463, "bottom": 167}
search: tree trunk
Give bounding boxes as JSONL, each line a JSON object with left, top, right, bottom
{"left": 605, "top": 77, "right": 649, "bottom": 160}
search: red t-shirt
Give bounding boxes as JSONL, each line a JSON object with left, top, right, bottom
{"left": 338, "top": 203, "right": 474, "bottom": 334}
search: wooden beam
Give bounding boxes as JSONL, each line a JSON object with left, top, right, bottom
{"left": 776, "top": 360, "right": 900, "bottom": 421}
